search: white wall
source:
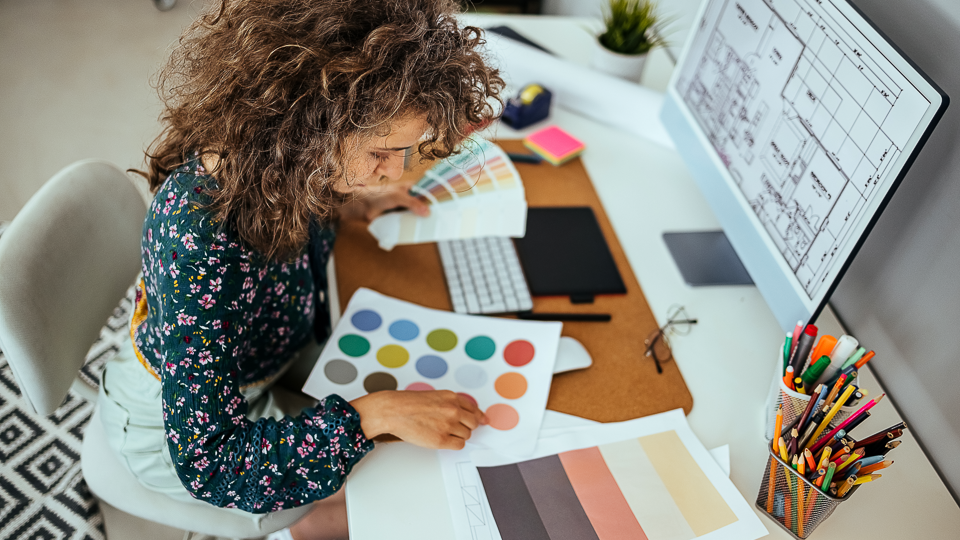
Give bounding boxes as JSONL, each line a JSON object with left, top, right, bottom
{"left": 827, "top": 0, "right": 960, "bottom": 501}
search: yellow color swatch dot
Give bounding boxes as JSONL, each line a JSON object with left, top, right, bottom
{"left": 377, "top": 344, "right": 410, "bottom": 368}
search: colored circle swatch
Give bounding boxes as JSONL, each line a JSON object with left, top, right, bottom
{"left": 465, "top": 336, "right": 496, "bottom": 360}
{"left": 427, "top": 329, "right": 458, "bottom": 352}
{"left": 339, "top": 335, "right": 370, "bottom": 357}
{"left": 485, "top": 404, "right": 519, "bottom": 431}
{"left": 415, "top": 355, "right": 448, "bottom": 379}
{"left": 323, "top": 359, "right": 358, "bottom": 384}
{"left": 494, "top": 372, "right": 528, "bottom": 399}
{"left": 351, "top": 310, "right": 382, "bottom": 331}
{"left": 363, "top": 372, "right": 397, "bottom": 393}
{"left": 406, "top": 382, "right": 434, "bottom": 391}
{"left": 504, "top": 340, "right": 535, "bottom": 367}
{"left": 389, "top": 320, "right": 419, "bottom": 341}
{"left": 454, "top": 365, "right": 488, "bottom": 389}
{"left": 377, "top": 344, "right": 409, "bottom": 368}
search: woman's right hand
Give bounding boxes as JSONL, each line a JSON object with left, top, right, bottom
{"left": 349, "top": 390, "right": 487, "bottom": 450}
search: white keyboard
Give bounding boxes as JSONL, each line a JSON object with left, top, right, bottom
{"left": 438, "top": 237, "right": 534, "bottom": 314}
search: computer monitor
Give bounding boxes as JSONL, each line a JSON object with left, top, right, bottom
{"left": 660, "top": 0, "right": 948, "bottom": 331}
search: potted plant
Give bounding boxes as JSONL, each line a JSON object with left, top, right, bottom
{"left": 590, "top": 0, "right": 669, "bottom": 82}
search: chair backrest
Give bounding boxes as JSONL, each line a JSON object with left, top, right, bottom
{"left": 0, "top": 160, "right": 146, "bottom": 415}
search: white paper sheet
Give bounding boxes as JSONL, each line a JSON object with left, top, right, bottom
{"left": 441, "top": 410, "right": 762, "bottom": 540}
{"left": 302, "top": 288, "right": 561, "bottom": 455}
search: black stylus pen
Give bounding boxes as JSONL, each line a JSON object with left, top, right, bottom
{"left": 517, "top": 312, "right": 611, "bottom": 322}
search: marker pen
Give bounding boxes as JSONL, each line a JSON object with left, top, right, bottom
{"left": 821, "top": 335, "right": 858, "bottom": 383}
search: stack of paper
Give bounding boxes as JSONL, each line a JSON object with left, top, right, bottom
{"left": 367, "top": 137, "right": 527, "bottom": 251}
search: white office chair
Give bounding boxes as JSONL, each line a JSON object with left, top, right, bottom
{"left": 0, "top": 160, "right": 311, "bottom": 538}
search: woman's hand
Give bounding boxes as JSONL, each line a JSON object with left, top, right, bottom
{"left": 350, "top": 390, "right": 487, "bottom": 450}
{"left": 338, "top": 183, "right": 430, "bottom": 223}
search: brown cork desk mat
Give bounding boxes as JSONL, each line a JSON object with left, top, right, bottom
{"left": 334, "top": 140, "right": 693, "bottom": 422}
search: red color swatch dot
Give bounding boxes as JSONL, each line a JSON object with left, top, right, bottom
{"left": 503, "top": 340, "right": 535, "bottom": 367}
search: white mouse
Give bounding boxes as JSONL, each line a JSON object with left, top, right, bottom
{"left": 553, "top": 337, "right": 593, "bottom": 374}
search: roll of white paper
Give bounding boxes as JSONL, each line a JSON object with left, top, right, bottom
{"left": 484, "top": 34, "right": 674, "bottom": 149}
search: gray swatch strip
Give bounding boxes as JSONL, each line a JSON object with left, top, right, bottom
{"left": 477, "top": 463, "right": 551, "bottom": 540}
{"left": 518, "top": 455, "right": 601, "bottom": 540}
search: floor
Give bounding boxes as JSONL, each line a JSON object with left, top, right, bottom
{"left": 0, "top": 0, "right": 203, "bottom": 223}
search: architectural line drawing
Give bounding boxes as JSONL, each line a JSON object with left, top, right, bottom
{"left": 676, "top": 0, "right": 930, "bottom": 298}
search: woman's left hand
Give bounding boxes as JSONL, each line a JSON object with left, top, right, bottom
{"left": 338, "top": 184, "right": 430, "bottom": 222}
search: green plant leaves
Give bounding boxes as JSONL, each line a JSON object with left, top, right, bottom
{"left": 598, "top": 0, "right": 669, "bottom": 56}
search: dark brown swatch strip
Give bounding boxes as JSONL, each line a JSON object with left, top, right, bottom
{"left": 517, "top": 455, "right": 601, "bottom": 540}
{"left": 477, "top": 463, "right": 551, "bottom": 540}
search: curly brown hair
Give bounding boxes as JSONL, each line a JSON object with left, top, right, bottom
{"left": 141, "top": 0, "right": 504, "bottom": 261}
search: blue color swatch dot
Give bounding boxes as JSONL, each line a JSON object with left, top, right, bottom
{"left": 351, "top": 310, "right": 382, "bottom": 331}
{"left": 416, "top": 355, "right": 448, "bottom": 379}
{"left": 389, "top": 320, "right": 420, "bottom": 341}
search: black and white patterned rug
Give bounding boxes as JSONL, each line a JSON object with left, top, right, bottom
{"left": 0, "top": 287, "right": 134, "bottom": 540}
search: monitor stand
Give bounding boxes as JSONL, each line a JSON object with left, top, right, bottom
{"left": 663, "top": 231, "right": 754, "bottom": 286}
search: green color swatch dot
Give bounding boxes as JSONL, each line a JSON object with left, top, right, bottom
{"left": 377, "top": 344, "right": 410, "bottom": 368}
{"left": 426, "top": 329, "right": 458, "bottom": 352}
{"left": 465, "top": 336, "right": 496, "bottom": 360}
{"left": 338, "top": 334, "right": 370, "bottom": 357}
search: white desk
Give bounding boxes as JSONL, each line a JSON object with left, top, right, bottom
{"left": 343, "top": 14, "right": 960, "bottom": 539}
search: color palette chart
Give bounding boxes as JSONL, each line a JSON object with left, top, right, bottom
{"left": 302, "top": 288, "right": 562, "bottom": 455}
{"left": 460, "top": 410, "right": 767, "bottom": 540}
{"left": 367, "top": 137, "right": 527, "bottom": 250}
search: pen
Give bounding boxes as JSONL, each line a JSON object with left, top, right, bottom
{"left": 783, "top": 332, "right": 792, "bottom": 374}
{"left": 505, "top": 152, "right": 543, "bottom": 164}
{"left": 854, "top": 350, "right": 875, "bottom": 370}
{"left": 789, "top": 325, "right": 817, "bottom": 375}
{"left": 790, "top": 320, "right": 804, "bottom": 358}
{"left": 516, "top": 312, "right": 611, "bottom": 321}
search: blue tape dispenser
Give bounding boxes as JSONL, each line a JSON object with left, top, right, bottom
{"left": 501, "top": 84, "right": 552, "bottom": 130}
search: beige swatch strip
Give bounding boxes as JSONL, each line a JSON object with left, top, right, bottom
{"left": 638, "top": 430, "right": 738, "bottom": 537}
{"left": 598, "top": 438, "right": 695, "bottom": 540}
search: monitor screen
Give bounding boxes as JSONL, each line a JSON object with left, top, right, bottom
{"left": 661, "top": 0, "right": 948, "bottom": 330}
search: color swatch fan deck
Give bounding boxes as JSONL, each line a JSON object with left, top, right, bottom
{"left": 302, "top": 288, "right": 561, "bottom": 455}
{"left": 367, "top": 137, "right": 528, "bottom": 250}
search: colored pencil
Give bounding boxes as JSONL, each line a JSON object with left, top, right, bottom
{"left": 807, "top": 385, "right": 857, "bottom": 450}
{"left": 797, "top": 385, "right": 823, "bottom": 434}
{"left": 773, "top": 406, "right": 783, "bottom": 453}
{"left": 853, "top": 473, "right": 881, "bottom": 485}
{"left": 858, "top": 460, "right": 893, "bottom": 475}
{"left": 813, "top": 394, "right": 886, "bottom": 453}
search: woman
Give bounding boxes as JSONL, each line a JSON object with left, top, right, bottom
{"left": 98, "top": 0, "right": 504, "bottom": 538}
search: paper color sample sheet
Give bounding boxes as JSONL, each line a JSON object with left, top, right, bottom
{"left": 367, "top": 137, "right": 527, "bottom": 250}
{"left": 452, "top": 410, "right": 766, "bottom": 540}
{"left": 302, "top": 288, "right": 561, "bottom": 455}
{"left": 439, "top": 412, "right": 735, "bottom": 540}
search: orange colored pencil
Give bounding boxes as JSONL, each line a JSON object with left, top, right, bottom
{"left": 773, "top": 406, "right": 783, "bottom": 453}
{"left": 859, "top": 460, "right": 893, "bottom": 475}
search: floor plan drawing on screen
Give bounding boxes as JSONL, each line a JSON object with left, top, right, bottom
{"left": 676, "top": 0, "right": 932, "bottom": 298}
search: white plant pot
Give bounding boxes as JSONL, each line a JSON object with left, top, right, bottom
{"left": 589, "top": 40, "right": 648, "bottom": 82}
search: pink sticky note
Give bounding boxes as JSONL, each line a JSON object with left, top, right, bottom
{"left": 525, "top": 126, "right": 585, "bottom": 162}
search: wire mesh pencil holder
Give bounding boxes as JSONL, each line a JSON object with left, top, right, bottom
{"left": 764, "top": 348, "right": 858, "bottom": 440}
{"left": 755, "top": 449, "right": 857, "bottom": 538}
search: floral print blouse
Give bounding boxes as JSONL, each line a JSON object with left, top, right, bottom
{"left": 131, "top": 158, "right": 373, "bottom": 513}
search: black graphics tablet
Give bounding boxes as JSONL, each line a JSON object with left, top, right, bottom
{"left": 513, "top": 207, "right": 626, "bottom": 302}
